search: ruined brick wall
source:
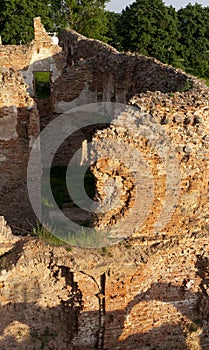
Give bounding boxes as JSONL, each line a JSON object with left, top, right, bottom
{"left": 51, "top": 29, "right": 193, "bottom": 113}
{"left": 0, "top": 19, "right": 209, "bottom": 350}
{"left": 48, "top": 30, "right": 209, "bottom": 245}
{"left": 1, "top": 233, "right": 209, "bottom": 349}
{"left": 91, "top": 86, "right": 209, "bottom": 243}
{"left": 0, "top": 18, "right": 65, "bottom": 230}
{"left": 0, "top": 68, "right": 40, "bottom": 231}
{"left": 0, "top": 18, "right": 65, "bottom": 95}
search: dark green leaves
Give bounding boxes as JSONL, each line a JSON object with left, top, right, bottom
{"left": 118, "top": 0, "right": 180, "bottom": 65}
{"left": 0, "top": 0, "right": 110, "bottom": 44}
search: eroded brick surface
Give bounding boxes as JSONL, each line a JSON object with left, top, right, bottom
{"left": 0, "top": 17, "right": 209, "bottom": 350}
{"left": 0, "top": 234, "right": 208, "bottom": 349}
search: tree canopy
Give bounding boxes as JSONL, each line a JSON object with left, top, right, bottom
{"left": 0, "top": 0, "right": 57, "bottom": 44}
{"left": 0, "top": 0, "right": 110, "bottom": 44}
{"left": 107, "top": 0, "right": 209, "bottom": 82}
{"left": 62, "top": 0, "right": 109, "bottom": 41}
{"left": 177, "top": 3, "right": 209, "bottom": 77}
{"left": 117, "top": 0, "right": 180, "bottom": 65}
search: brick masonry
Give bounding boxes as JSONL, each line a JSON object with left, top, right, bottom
{"left": 0, "top": 18, "right": 209, "bottom": 350}
{"left": 0, "top": 17, "right": 65, "bottom": 96}
{"left": 51, "top": 29, "right": 192, "bottom": 113}
{"left": 0, "top": 68, "right": 40, "bottom": 231}
{"left": 0, "top": 232, "right": 209, "bottom": 349}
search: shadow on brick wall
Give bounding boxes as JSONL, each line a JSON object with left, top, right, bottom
{"left": 0, "top": 255, "right": 208, "bottom": 349}
{"left": 0, "top": 104, "right": 40, "bottom": 234}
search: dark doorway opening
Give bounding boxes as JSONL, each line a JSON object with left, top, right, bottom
{"left": 34, "top": 71, "right": 51, "bottom": 99}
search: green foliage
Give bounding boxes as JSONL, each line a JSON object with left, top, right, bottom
{"left": 202, "top": 77, "right": 209, "bottom": 87}
{"left": 34, "top": 72, "right": 51, "bottom": 99}
{"left": 0, "top": 0, "right": 56, "bottom": 44}
{"left": 42, "top": 166, "right": 95, "bottom": 209}
{"left": 105, "top": 11, "right": 122, "bottom": 50}
{"left": 177, "top": 4, "right": 209, "bottom": 78}
{"left": 107, "top": 0, "right": 209, "bottom": 84}
{"left": 61, "top": 226, "right": 113, "bottom": 248}
{"left": 63, "top": 0, "right": 109, "bottom": 41}
{"left": 100, "top": 246, "right": 113, "bottom": 257}
{"left": 1, "top": 0, "right": 209, "bottom": 85}
{"left": 35, "top": 72, "right": 51, "bottom": 83}
{"left": 118, "top": 0, "right": 180, "bottom": 65}
{"left": 42, "top": 166, "right": 95, "bottom": 210}
{"left": 32, "top": 222, "right": 68, "bottom": 247}
{"left": 40, "top": 165, "right": 117, "bottom": 248}
{"left": 0, "top": 0, "right": 110, "bottom": 44}
{"left": 178, "top": 78, "right": 193, "bottom": 92}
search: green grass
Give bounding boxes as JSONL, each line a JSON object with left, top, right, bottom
{"left": 40, "top": 166, "right": 97, "bottom": 245}
{"left": 34, "top": 72, "right": 51, "bottom": 83}
{"left": 59, "top": 226, "right": 114, "bottom": 248}
{"left": 32, "top": 222, "right": 72, "bottom": 250}
{"left": 184, "top": 67, "right": 209, "bottom": 87}
{"left": 32, "top": 222, "right": 115, "bottom": 249}
{"left": 34, "top": 71, "right": 51, "bottom": 99}
{"left": 183, "top": 67, "right": 209, "bottom": 86}
{"left": 179, "top": 78, "right": 193, "bottom": 92}
{"left": 50, "top": 166, "right": 71, "bottom": 208}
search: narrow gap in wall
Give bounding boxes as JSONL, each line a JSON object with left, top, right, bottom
{"left": 100, "top": 273, "right": 106, "bottom": 314}
{"left": 84, "top": 166, "right": 96, "bottom": 200}
{"left": 97, "top": 273, "right": 106, "bottom": 349}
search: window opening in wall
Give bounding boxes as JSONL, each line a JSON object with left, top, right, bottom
{"left": 33, "top": 71, "right": 51, "bottom": 99}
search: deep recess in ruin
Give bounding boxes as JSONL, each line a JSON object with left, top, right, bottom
{"left": 0, "top": 17, "right": 209, "bottom": 349}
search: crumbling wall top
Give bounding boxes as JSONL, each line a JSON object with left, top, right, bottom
{"left": 59, "top": 28, "right": 118, "bottom": 62}
{"left": 33, "top": 17, "right": 57, "bottom": 45}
